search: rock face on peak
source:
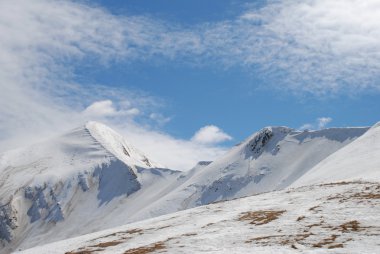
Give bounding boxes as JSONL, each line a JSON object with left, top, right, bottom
{"left": 245, "top": 127, "right": 291, "bottom": 159}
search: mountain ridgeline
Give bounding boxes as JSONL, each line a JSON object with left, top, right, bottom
{"left": 0, "top": 121, "right": 376, "bottom": 253}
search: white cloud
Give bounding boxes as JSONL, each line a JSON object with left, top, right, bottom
{"left": 114, "top": 123, "right": 228, "bottom": 170}
{"left": 299, "top": 124, "right": 314, "bottom": 131}
{"left": 126, "top": 108, "right": 141, "bottom": 116}
{"left": 300, "top": 117, "right": 333, "bottom": 130}
{"left": 192, "top": 125, "right": 232, "bottom": 145}
{"left": 0, "top": 0, "right": 128, "bottom": 147}
{"left": 149, "top": 113, "right": 171, "bottom": 126}
{"left": 83, "top": 100, "right": 140, "bottom": 119}
{"left": 202, "top": 0, "right": 380, "bottom": 95}
{"left": 83, "top": 100, "right": 119, "bottom": 118}
{"left": 0, "top": 0, "right": 228, "bottom": 170}
{"left": 317, "top": 117, "right": 333, "bottom": 129}
{"left": 3, "top": 0, "right": 374, "bottom": 170}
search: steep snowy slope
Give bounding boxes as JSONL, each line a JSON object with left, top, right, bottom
{"left": 18, "top": 181, "right": 380, "bottom": 254}
{"left": 0, "top": 122, "right": 180, "bottom": 253}
{"left": 133, "top": 126, "right": 368, "bottom": 218}
{"left": 292, "top": 122, "right": 380, "bottom": 187}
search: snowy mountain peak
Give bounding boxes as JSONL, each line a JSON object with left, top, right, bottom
{"left": 0, "top": 121, "right": 158, "bottom": 188}
{"left": 0, "top": 122, "right": 166, "bottom": 249}
{"left": 85, "top": 121, "right": 161, "bottom": 168}
{"left": 244, "top": 126, "right": 293, "bottom": 159}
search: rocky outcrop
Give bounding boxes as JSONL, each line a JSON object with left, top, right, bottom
{"left": 0, "top": 201, "right": 17, "bottom": 243}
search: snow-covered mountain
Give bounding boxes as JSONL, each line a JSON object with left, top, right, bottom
{"left": 0, "top": 121, "right": 375, "bottom": 253}
{"left": 140, "top": 126, "right": 368, "bottom": 214}
{"left": 0, "top": 122, "right": 180, "bottom": 252}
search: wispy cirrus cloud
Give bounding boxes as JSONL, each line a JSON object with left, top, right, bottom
{"left": 200, "top": 0, "right": 380, "bottom": 95}
{"left": 1, "top": 0, "right": 379, "bottom": 169}
{"left": 0, "top": 0, "right": 227, "bottom": 170}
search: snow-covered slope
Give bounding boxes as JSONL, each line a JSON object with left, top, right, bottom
{"left": 18, "top": 181, "right": 380, "bottom": 254}
{"left": 292, "top": 122, "right": 380, "bottom": 187}
{"left": 0, "top": 121, "right": 160, "bottom": 192}
{"left": 137, "top": 126, "right": 368, "bottom": 216}
{"left": 0, "top": 122, "right": 180, "bottom": 252}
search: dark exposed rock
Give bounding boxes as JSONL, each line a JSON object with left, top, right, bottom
{"left": 0, "top": 202, "right": 17, "bottom": 242}
{"left": 249, "top": 128, "right": 274, "bottom": 155}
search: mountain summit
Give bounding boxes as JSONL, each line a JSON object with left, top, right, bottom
{"left": 0, "top": 122, "right": 176, "bottom": 251}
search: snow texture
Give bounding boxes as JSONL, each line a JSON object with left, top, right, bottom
{"left": 17, "top": 181, "right": 380, "bottom": 254}
{"left": 293, "top": 123, "right": 380, "bottom": 187}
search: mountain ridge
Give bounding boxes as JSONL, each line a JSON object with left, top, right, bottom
{"left": 0, "top": 121, "right": 376, "bottom": 253}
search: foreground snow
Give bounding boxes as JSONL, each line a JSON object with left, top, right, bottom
{"left": 17, "top": 181, "right": 380, "bottom": 254}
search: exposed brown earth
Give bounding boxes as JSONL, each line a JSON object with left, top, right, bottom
{"left": 239, "top": 210, "right": 286, "bottom": 225}
{"left": 123, "top": 241, "right": 166, "bottom": 254}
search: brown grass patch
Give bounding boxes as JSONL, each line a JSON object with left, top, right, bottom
{"left": 154, "top": 225, "right": 171, "bottom": 230}
{"left": 305, "top": 221, "right": 324, "bottom": 229}
{"left": 91, "top": 240, "right": 123, "bottom": 248}
{"left": 296, "top": 216, "right": 305, "bottom": 222}
{"left": 239, "top": 210, "right": 285, "bottom": 225}
{"left": 202, "top": 222, "right": 215, "bottom": 228}
{"left": 94, "top": 228, "right": 142, "bottom": 240}
{"left": 326, "top": 194, "right": 346, "bottom": 202}
{"left": 246, "top": 233, "right": 313, "bottom": 246}
{"left": 65, "top": 251, "right": 94, "bottom": 254}
{"left": 295, "top": 233, "right": 314, "bottom": 242}
{"left": 335, "top": 220, "right": 362, "bottom": 232}
{"left": 65, "top": 249, "right": 104, "bottom": 254}
{"left": 328, "top": 244, "right": 344, "bottom": 249}
{"left": 318, "top": 181, "right": 364, "bottom": 187}
{"left": 245, "top": 234, "right": 285, "bottom": 244}
{"left": 181, "top": 232, "right": 197, "bottom": 237}
{"left": 351, "top": 193, "right": 380, "bottom": 200}
{"left": 312, "top": 234, "right": 338, "bottom": 248}
{"left": 123, "top": 241, "right": 166, "bottom": 254}
{"left": 125, "top": 228, "right": 144, "bottom": 234}
{"left": 308, "top": 205, "right": 321, "bottom": 212}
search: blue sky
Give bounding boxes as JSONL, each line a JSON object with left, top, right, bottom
{"left": 1, "top": 0, "right": 379, "bottom": 169}
{"left": 80, "top": 0, "right": 380, "bottom": 143}
{"left": 94, "top": 0, "right": 260, "bottom": 24}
